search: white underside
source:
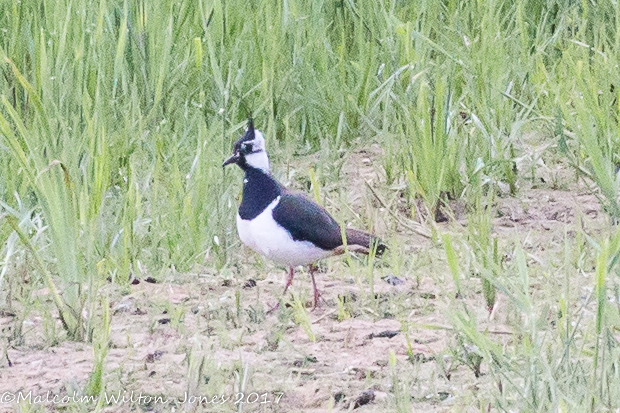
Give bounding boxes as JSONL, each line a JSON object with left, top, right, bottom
{"left": 236, "top": 196, "right": 334, "bottom": 267}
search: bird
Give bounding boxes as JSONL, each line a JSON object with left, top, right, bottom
{"left": 223, "top": 119, "right": 386, "bottom": 309}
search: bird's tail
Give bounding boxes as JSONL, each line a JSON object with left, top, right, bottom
{"left": 342, "top": 229, "right": 387, "bottom": 256}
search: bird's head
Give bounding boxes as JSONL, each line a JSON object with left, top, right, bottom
{"left": 222, "top": 119, "right": 270, "bottom": 172}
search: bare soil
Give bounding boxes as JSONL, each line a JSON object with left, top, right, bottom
{"left": 0, "top": 145, "right": 609, "bottom": 412}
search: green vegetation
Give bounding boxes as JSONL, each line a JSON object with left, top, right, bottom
{"left": 2, "top": 0, "right": 620, "bottom": 411}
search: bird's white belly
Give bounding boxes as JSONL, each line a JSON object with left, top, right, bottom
{"left": 236, "top": 197, "right": 333, "bottom": 267}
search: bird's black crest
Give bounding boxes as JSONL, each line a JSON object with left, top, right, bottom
{"left": 234, "top": 118, "right": 256, "bottom": 149}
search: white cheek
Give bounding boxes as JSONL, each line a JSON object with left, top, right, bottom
{"left": 254, "top": 130, "right": 266, "bottom": 147}
{"left": 245, "top": 151, "right": 270, "bottom": 172}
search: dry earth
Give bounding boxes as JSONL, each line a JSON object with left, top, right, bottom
{"left": 0, "top": 143, "right": 609, "bottom": 412}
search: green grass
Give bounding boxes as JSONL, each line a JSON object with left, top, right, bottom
{"left": 3, "top": 0, "right": 620, "bottom": 411}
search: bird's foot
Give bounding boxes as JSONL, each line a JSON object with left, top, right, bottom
{"left": 309, "top": 264, "right": 326, "bottom": 311}
{"left": 266, "top": 301, "right": 281, "bottom": 314}
{"left": 311, "top": 291, "right": 329, "bottom": 311}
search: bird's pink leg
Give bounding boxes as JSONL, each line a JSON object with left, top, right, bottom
{"left": 309, "top": 264, "right": 323, "bottom": 310}
{"left": 282, "top": 266, "right": 295, "bottom": 296}
{"left": 268, "top": 266, "right": 295, "bottom": 313}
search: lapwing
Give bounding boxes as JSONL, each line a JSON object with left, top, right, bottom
{"left": 223, "top": 120, "right": 386, "bottom": 309}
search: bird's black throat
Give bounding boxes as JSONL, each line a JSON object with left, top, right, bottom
{"left": 238, "top": 167, "right": 282, "bottom": 220}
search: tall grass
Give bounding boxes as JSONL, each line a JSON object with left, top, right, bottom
{"left": 2, "top": 0, "right": 620, "bottom": 410}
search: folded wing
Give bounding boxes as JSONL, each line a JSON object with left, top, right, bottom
{"left": 272, "top": 193, "right": 386, "bottom": 256}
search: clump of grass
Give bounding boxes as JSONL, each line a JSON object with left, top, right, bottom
{"left": 337, "top": 295, "right": 351, "bottom": 321}
{"left": 84, "top": 296, "right": 111, "bottom": 398}
{"left": 442, "top": 233, "right": 462, "bottom": 297}
{"left": 389, "top": 349, "right": 411, "bottom": 412}
{"left": 556, "top": 56, "right": 620, "bottom": 218}
{"left": 291, "top": 294, "right": 315, "bottom": 342}
{"left": 466, "top": 208, "right": 499, "bottom": 313}
{"left": 401, "top": 73, "right": 463, "bottom": 219}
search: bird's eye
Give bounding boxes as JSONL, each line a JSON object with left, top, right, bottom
{"left": 240, "top": 143, "right": 253, "bottom": 154}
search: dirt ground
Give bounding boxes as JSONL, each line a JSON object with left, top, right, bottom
{"left": 0, "top": 144, "right": 609, "bottom": 412}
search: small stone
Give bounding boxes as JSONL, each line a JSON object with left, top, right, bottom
{"left": 352, "top": 390, "right": 375, "bottom": 409}
{"left": 368, "top": 330, "right": 400, "bottom": 339}
{"left": 382, "top": 274, "right": 404, "bottom": 286}
{"left": 243, "top": 279, "right": 257, "bottom": 289}
{"left": 145, "top": 350, "right": 164, "bottom": 363}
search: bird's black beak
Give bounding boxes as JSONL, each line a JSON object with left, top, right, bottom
{"left": 222, "top": 152, "right": 240, "bottom": 167}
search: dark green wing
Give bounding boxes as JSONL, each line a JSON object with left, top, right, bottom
{"left": 272, "top": 193, "right": 343, "bottom": 250}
